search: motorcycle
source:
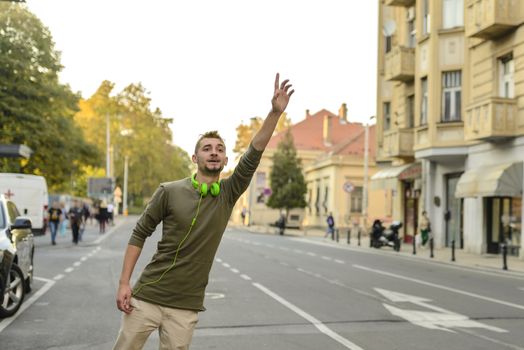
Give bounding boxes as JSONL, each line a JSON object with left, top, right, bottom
{"left": 370, "top": 219, "right": 402, "bottom": 252}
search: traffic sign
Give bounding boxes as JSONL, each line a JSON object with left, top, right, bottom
{"left": 343, "top": 181, "right": 354, "bottom": 193}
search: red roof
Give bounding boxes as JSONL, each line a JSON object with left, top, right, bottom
{"left": 267, "top": 109, "right": 376, "bottom": 157}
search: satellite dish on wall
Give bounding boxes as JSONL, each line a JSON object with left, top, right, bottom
{"left": 382, "top": 20, "right": 397, "bottom": 36}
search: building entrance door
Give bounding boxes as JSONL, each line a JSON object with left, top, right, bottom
{"left": 446, "top": 175, "right": 463, "bottom": 248}
{"left": 487, "top": 197, "right": 512, "bottom": 254}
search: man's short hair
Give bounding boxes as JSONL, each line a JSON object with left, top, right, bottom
{"left": 194, "top": 131, "right": 225, "bottom": 154}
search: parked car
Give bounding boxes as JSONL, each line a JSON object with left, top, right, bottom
{"left": 0, "top": 194, "right": 34, "bottom": 318}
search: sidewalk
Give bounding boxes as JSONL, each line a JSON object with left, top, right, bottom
{"left": 235, "top": 224, "right": 524, "bottom": 277}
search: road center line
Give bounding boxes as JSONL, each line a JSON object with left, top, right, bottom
{"left": 353, "top": 264, "right": 524, "bottom": 311}
{"left": 252, "top": 282, "right": 365, "bottom": 350}
{"left": 0, "top": 277, "right": 55, "bottom": 334}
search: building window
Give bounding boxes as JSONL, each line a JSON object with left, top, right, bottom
{"left": 442, "top": 71, "right": 462, "bottom": 122}
{"left": 499, "top": 54, "right": 515, "bottom": 98}
{"left": 407, "top": 95, "right": 415, "bottom": 128}
{"left": 383, "top": 102, "right": 391, "bottom": 131}
{"left": 350, "top": 187, "right": 363, "bottom": 213}
{"left": 323, "top": 186, "right": 329, "bottom": 214}
{"left": 315, "top": 186, "right": 320, "bottom": 216}
{"left": 421, "top": 77, "right": 428, "bottom": 125}
{"left": 442, "top": 0, "right": 463, "bottom": 29}
{"left": 407, "top": 6, "right": 416, "bottom": 48}
{"left": 423, "top": 0, "right": 430, "bottom": 35}
{"left": 385, "top": 35, "right": 392, "bottom": 53}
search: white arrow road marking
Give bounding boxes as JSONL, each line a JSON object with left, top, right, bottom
{"left": 354, "top": 265, "right": 524, "bottom": 311}
{"left": 376, "top": 288, "right": 507, "bottom": 333}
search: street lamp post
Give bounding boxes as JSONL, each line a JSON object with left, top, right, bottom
{"left": 106, "top": 113, "right": 111, "bottom": 178}
{"left": 362, "top": 116, "right": 375, "bottom": 232}
{"left": 123, "top": 155, "right": 129, "bottom": 216}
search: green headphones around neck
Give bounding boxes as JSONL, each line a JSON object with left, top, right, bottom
{"left": 191, "top": 173, "right": 221, "bottom": 197}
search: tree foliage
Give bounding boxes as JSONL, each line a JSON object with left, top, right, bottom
{"left": 233, "top": 112, "right": 291, "bottom": 158}
{"left": 0, "top": 3, "right": 100, "bottom": 192}
{"left": 75, "top": 81, "right": 192, "bottom": 200}
{"left": 266, "top": 130, "right": 307, "bottom": 217}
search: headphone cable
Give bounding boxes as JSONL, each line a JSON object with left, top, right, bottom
{"left": 133, "top": 192, "right": 204, "bottom": 296}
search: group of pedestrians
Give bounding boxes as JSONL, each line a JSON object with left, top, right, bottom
{"left": 47, "top": 199, "right": 115, "bottom": 245}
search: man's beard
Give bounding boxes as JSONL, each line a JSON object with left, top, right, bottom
{"left": 200, "top": 163, "right": 224, "bottom": 176}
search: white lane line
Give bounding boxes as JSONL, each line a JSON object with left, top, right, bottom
{"left": 53, "top": 274, "right": 65, "bottom": 281}
{"left": 216, "top": 258, "right": 222, "bottom": 263}
{"left": 230, "top": 268, "right": 239, "bottom": 274}
{"left": 223, "top": 263, "right": 231, "bottom": 268}
{"left": 0, "top": 277, "right": 55, "bottom": 334}
{"left": 335, "top": 259, "right": 345, "bottom": 264}
{"left": 64, "top": 267, "right": 74, "bottom": 273}
{"left": 459, "top": 328, "right": 524, "bottom": 350}
{"left": 253, "top": 283, "right": 364, "bottom": 350}
{"left": 321, "top": 256, "right": 332, "bottom": 261}
{"left": 240, "top": 274, "right": 252, "bottom": 281}
{"left": 73, "top": 262, "right": 81, "bottom": 267}
{"left": 80, "top": 257, "right": 88, "bottom": 262}
{"left": 353, "top": 264, "right": 524, "bottom": 311}
{"left": 307, "top": 252, "right": 317, "bottom": 257}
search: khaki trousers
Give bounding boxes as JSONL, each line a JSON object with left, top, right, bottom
{"left": 113, "top": 297, "right": 199, "bottom": 350}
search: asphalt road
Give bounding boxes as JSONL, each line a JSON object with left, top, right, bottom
{"left": 1, "top": 217, "right": 523, "bottom": 350}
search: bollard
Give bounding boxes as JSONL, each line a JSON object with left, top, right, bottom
{"left": 336, "top": 228, "right": 339, "bottom": 242}
{"left": 451, "top": 240, "right": 456, "bottom": 262}
{"left": 358, "top": 229, "right": 361, "bottom": 246}
{"left": 347, "top": 228, "right": 351, "bottom": 245}
{"left": 412, "top": 235, "right": 416, "bottom": 255}
{"left": 502, "top": 243, "right": 508, "bottom": 270}
{"left": 429, "top": 237, "right": 434, "bottom": 258}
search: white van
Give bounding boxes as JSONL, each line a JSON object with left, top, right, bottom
{"left": 0, "top": 173, "right": 49, "bottom": 234}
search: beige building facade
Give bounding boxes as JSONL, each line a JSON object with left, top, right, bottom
{"left": 233, "top": 106, "right": 384, "bottom": 232}
{"left": 376, "top": 0, "right": 523, "bottom": 258}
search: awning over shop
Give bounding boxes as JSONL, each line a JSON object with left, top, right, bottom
{"left": 370, "top": 163, "right": 421, "bottom": 190}
{"left": 455, "top": 162, "right": 523, "bottom": 198}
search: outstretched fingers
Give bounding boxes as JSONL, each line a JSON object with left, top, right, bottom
{"left": 274, "top": 73, "right": 280, "bottom": 92}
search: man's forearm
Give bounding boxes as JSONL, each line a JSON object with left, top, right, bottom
{"left": 251, "top": 110, "right": 282, "bottom": 151}
{"left": 119, "top": 244, "right": 142, "bottom": 285}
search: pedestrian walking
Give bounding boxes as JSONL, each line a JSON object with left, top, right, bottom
{"left": 324, "top": 212, "right": 335, "bottom": 239}
{"left": 419, "top": 210, "right": 431, "bottom": 246}
{"left": 68, "top": 201, "right": 83, "bottom": 245}
{"left": 108, "top": 202, "right": 115, "bottom": 226}
{"left": 47, "top": 201, "right": 62, "bottom": 245}
{"left": 113, "top": 73, "right": 294, "bottom": 350}
{"left": 276, "top": 213, "right": 286, "bottom": 235}
{"left": 98, "top": 200, "right": 109, "bottom": 234}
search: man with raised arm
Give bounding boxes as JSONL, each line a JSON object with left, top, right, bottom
{"left": 113, "top": 74, "right": 294, "bottom": 350}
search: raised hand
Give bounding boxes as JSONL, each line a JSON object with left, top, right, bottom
{"left": 271, "top": 73, "right": 294, "bottom": 114}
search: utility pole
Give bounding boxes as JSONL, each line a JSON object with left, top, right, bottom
{"left": 362, "top": 116, "right": 375, "bottom": 231}
{"left": 106, "top": 113, "right": 111, "bottom": 177}
{"left": 123, "top": 155, "right": 129, "bottom": 216}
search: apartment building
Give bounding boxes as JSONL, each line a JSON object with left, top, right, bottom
{"left": 376, "top": 0, "right": 523, "bottom": 258}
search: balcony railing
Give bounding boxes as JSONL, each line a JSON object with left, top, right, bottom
{"left": 378, "top": 128, "right": 414, "bottom": 160}
{"left": 466, "top": 0, "right": 521, "bottom": 39}
{"left": 384, "top": 46, "right": 415, "bottom": 82}
{"left": 385, "top": 0, "right": 415, "bottom": 6}
{"left": 465, "top": 97, "right": 517, "bottom": 141}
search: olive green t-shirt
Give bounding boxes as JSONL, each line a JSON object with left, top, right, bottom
{"left": 129, "top": 143, "right": 262, "bottom": 311}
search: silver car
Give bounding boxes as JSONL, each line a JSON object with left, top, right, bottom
{"left": 0, "top": 194, "right": 34, "bottom": 318}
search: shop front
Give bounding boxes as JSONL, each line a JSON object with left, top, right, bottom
{"left": 456, "top": 162, "right": 523, "bottom": 256}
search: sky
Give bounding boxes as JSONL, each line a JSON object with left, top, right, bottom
{"left": 25, "top": 0, "right": 378, "bottom": 170}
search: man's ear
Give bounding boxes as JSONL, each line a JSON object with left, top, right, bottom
{"left": 192, "top": 154, "right": 198, "bottom": 164}
{"left": 224, "top": 156, "right": 228, "bottom": 166}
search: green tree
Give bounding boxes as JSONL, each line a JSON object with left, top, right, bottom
{"left": 76, "top": 81, "right": 192, "bottom": 200}
{"left": 0, "top": 3, "right": 100, "bottom": 192}
{"left": 266, "top": 130, "right": 307, "bottom": 221}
